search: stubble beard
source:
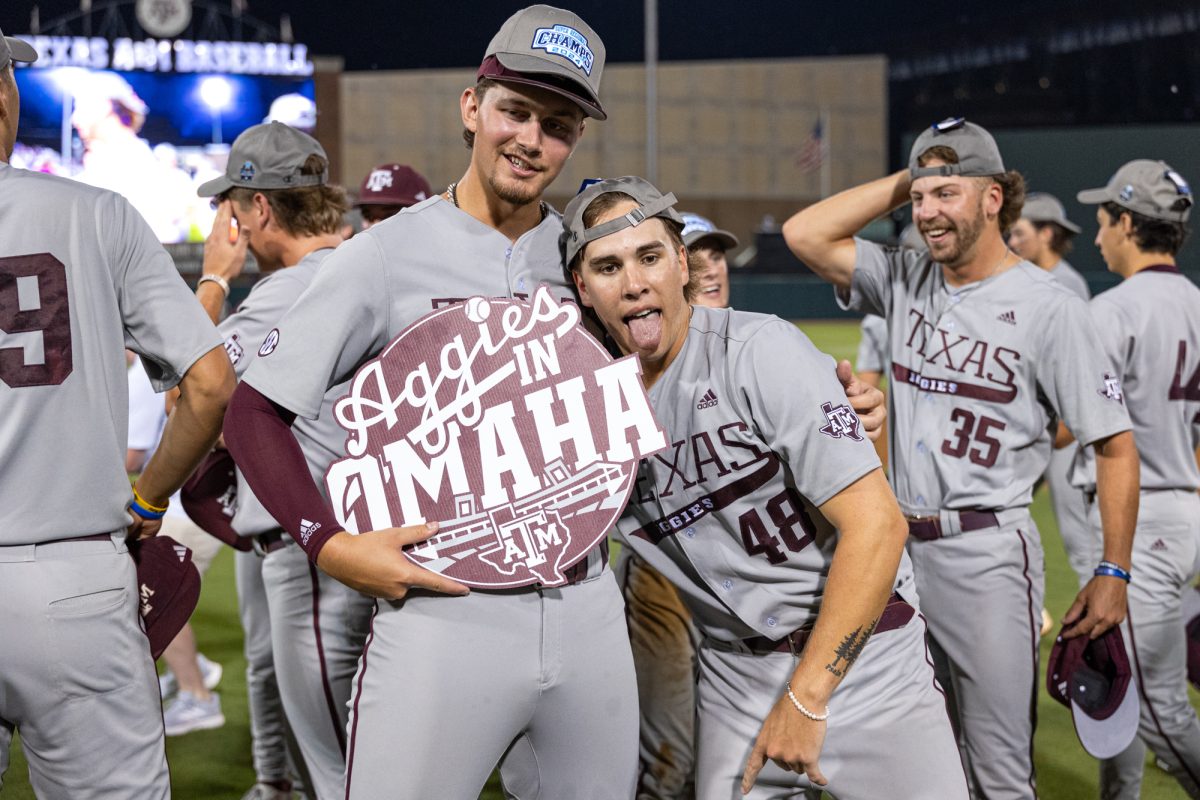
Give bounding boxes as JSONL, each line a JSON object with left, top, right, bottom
{"left": 929, "top": 199, "right": 987, "bottom": 269}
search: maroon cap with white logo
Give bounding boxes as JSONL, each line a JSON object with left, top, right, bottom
{"left": 1046, "top": 626, "right": 1140, "bottom": 759}
{"left": 129, "top": 535, "right": 202, "bottom": 659}
{"left": 356, "top": 163, "right": 433, "bottom": 209}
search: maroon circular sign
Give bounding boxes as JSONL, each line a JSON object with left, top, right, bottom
{"left": 324, "top": 287, "right": 667, "bottom": 588}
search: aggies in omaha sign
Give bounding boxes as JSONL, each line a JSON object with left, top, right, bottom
{"left": 325, "top": 287, "right": 667, "bottom": 588}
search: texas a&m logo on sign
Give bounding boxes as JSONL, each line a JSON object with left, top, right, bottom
{"left": 325, "top": 287, "right": 667, "bottom": 588}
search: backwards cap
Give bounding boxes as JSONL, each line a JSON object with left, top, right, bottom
{"left": 479, "top": 4, "right": 606, "bottom": 120}
{"left": 0, "top": 27, "right": 37, "bottom": 71}
{"left": 561, "top": 176, "right": 683, "bottom": 267}
{"left": 680, "top": 212, "right": 739, "bottom": 250}
{"left": 909, "top": 117, "right": 1005, "bottom": 179}
{"left": 1077, "top": 159, "right": 1193, "bottom": 223}
{"left": 1046, "top": 626, "right": 1140, "bottom": 759}
{"left": 197, "top": 122, "right": 327, "bottom": 197}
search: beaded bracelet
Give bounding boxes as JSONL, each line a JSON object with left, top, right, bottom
{"left": 1094, "top": 560, "right": 1132, "bottom": 583}
{"left": 130, "top": 487, "right": 169, "bottom": 520}
{"left": 786, "top": 682, "right": 829, "bottom": 721}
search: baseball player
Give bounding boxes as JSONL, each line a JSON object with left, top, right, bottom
{"left": 564, "top": 176, "right": 967, "bottom": 799}
{"left": 221, "top": 8, "right": 641, "bottom": 798}
{"left": 1008, "top": 193, "right": 1099, "bottom": 591}
{"left": 783, "top": 117, "right": 1140, "bottom": 799}
{"left": 1073, "top": 159, "right": 1200, "bottom": 798}
{"left": 194, "top": 121, "right": 364, "bottom": 800}
{"left": 0, "top": 30, "right": 234, "bottom": 799}
{"left": 355, "top": 162, "right": 433, "bottom": 229}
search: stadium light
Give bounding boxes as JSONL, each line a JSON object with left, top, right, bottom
{"left": 198, "top": 76, "right": 234, "bottom": 144}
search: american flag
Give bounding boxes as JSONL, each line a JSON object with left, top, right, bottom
{"left": 794, "top": 118, "right": 828, "bottom": 173}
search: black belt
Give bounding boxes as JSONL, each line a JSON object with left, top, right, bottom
{"left": 906, "top": 510, "right": 999, "bottom": 541}
{"left": 740, "top": 592, "right": 914, "bottom": 655}
{"left": 254, "top": 529, "right": 290, "bottom": 556}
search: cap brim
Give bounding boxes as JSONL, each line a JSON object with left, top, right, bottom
{"left": 685, "top": 230, "right": 739, "bottom": 250}
{"left": 1059, "top": 219, "right": 1083, "bottom": 234}
{"left": 197, "top": 175, "right": 235, "bottom": 198}
{"left": 1071, "top": 673, "right": 1140, "bottom": 759}
{"left": 5, "top": 37, "right": 38, "bottom": 64}
{"left": 1076, "top": 188, "right": 1112, "bottom": 206}
{"left": 491, "top": 52, "right": 605, "bottom": 120}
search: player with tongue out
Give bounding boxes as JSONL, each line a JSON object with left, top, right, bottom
{"left": 562, "top": 177, "right": 968, "bottom": 800}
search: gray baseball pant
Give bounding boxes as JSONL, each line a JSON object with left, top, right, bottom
{"left": 262, "top": 539, "right": 373, "bottom": 800}
{"left": 343, "top": 570, "right": 638, "bottom": 800}
{"left": 0, "top": 534, "right": 170, "bottom": 799}
{"left": 908, "top": 512, "right": 1045, "bottom": 800}
{"left": 617, "top": 548, "right": 700, "bottom": 800}
{"left": 1095, "top": 490, "right": 1200, "bottom": 799}
{"left": 694, "top": 606, "right": 968, "bottom": 799}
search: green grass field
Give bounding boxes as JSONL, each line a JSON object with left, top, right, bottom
{"left": 3, "top": 321, "right": 1194, "bottom": 799}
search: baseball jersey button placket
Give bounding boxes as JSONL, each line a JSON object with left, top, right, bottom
{"left": 766, "top": 616, "right": 778, "bottom": 628}
{"left": 721, "top": 579, "right": 733, "bottom": 591}
{"left": 916, "top": 441, "right": 928, "bottom": 455}
{"left": 684, "top": 527, "right": 696, "bottom": 539}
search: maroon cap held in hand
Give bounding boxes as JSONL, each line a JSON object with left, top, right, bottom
{"left": 130, "top": 535, "right": 202, "bottom": 660}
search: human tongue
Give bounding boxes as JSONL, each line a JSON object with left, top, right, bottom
{"left": 628, "top": 311, "right": 662, "bottom": 350}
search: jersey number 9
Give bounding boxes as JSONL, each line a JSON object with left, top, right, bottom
{"left": 0, "top": 254, "right": 73, "bottom": 388}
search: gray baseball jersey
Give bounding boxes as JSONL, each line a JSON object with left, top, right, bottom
{"left": 0, "top": 166, "right": 221, "bottom": 545}
{"left": 0, "top": 163, "right": 218, "bottom": 798}
{"left": 242, "top": 197, "right": 635, "bottom": 799}
{"left": 614, "top": 305, "right": 900, "bottom": 638}
{"left": 218, "top": 249, "right": 345, "bottom": 536}
{"left": 613, "top": 305, "right": 965, "bottom": 799}
{"left": 219, "top": 247, "right": 374, "bottom": 799}
{"left": 1089, "top": 267, "right": 1200, "bottom": 491}
{"left": 1084, "top": 265, "right": 1200, "bottom": 797}
{"left": 841, "top": 240, "right": 1132, "bottom": 516}
{"left": 855, "top": 313, "right": 890, "bottom": 375}
{"left": 1050, "top": 258, "right": 1091, "bottom": 301}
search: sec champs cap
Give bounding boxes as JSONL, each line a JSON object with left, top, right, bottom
{"left": 129, "top": 535, "right": 202, "bottom": 660}
{"left": 1077, "top": 159, "right": 1193, "bottom": 223}
{"left": 1022, "top": 192, "right": 1082, "bottom": 234}
{"left": 680, "top": 212, "right": 739, "bottom": 250}
{"left": 198, "top": 121, "right": 327, "bottom": 197}
{"left": 479, "top": 5, "right": 606, "bottom": 120}
{"left": 356, "top": 163, "right": 433, "bottom": 208}
{"left": 561, "top": 176, "right": 683, "bottom": 267}
{"left": 0, "top": 27, "right": 37, "bottom": 70}
{"left": 1046, "top": 626, "right": 1140, "bottom": 759}
{"left": 909, "top": 117, "right": 1006, "bottom": 179}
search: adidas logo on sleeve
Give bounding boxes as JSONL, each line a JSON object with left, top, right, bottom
{"left": 697, "top": 389, "right": 719, "bottom": 410}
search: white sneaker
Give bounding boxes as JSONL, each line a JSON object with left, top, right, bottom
{"left": 163, "top": 690, "right": 226, "bottom": 736}
{"left": 239, "top": 783, "right": 294, "bottom": 800}
{"left": 159, "top": 653, "right": 223, "bottom": 700}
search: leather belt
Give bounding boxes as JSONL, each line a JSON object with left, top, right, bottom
{"left": 253, "top": 529, "right": 290, "bottom": 556}
{"left": 740, "top": 592, "right": 914, "bottom": 655}
{"left": 906, "top": 510, "right": 998, "bottom": 541}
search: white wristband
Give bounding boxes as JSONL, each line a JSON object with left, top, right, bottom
{"left": 786, "top": 683, "right": 829, "bottom": 721}
{"left": 197, "top": 274, "right": 230, "bottom": 298}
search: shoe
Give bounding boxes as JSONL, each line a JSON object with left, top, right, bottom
{"left": 159, "top": 653, "right": 223, "bottom": 700}
{"left": 240, "top": 783, "right": 294, "bottom": 800}
{"left": 163, "top": 690, "right": 226, "bottom": 736}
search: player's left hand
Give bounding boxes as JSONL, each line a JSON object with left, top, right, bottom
{"left": 1061, "top": 575, "right": 1128, "bottom": 639}
{"left": 741, "top": 692, "right": 829, "bottom": 794}
{"left": 126, "top": 510, "right": 163, "bottom": 540}
{"left": 836, "top": 359, "right": 886, "bottom": 442}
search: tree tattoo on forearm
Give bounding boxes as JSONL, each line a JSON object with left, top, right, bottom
{"left": 825, "top": 618, "right": 879, "bottom": 678}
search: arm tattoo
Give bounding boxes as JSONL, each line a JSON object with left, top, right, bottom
{"left": 825, "top": 617, "right": 879, "bottom": 678}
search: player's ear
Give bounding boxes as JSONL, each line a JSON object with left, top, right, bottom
{"left": 461, "top": 87, "right": 480, "bottom": 134}
{"left": 570, "top": 266, "right": 594, "bottom": 308}
{"left": 251, "top": 192, "right": 271, "bottom": 228}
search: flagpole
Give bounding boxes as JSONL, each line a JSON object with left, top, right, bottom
{"left": 819, "top": 109, "right": 832, "bottom": 199}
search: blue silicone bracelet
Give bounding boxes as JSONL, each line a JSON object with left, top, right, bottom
{"left": 1094, "top": 564, "right": 1131, "bottom": 583}
{"left": 129, "top": 496, "right": 166, "bottom": 520}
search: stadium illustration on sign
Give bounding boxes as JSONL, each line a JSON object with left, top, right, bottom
{"left": 324, "top": 286, "right": 668, "bottom": 588}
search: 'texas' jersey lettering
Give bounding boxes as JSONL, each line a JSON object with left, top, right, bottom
{"left": 896, "top": 308, "right": 1021, "bottom": 403}
{"left": 637, "top": 422, "right": 769, "bottom": 502}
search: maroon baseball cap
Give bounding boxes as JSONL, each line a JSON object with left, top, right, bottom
{"left": 1047, "top": 627, "right": 1140, "bottom": 758}
{"left": 181, "top": 449, "right": 251, "bottom": 552}
{"left": 355, "top": 163, "right": 433, "bottom": 209}
{"left": 130, "top": 535, "right": 202, "bottom": 659}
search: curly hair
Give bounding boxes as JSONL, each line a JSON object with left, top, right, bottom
{"left": 224, "top": 154, "right": 348, "bottom": 237}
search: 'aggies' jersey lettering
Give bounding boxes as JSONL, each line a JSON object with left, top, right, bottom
{"left": 842, "top": 239, "right": 1130, "bottom": 515}
{"left": 615, "top": 306, "right": 889, "bottom": 642}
